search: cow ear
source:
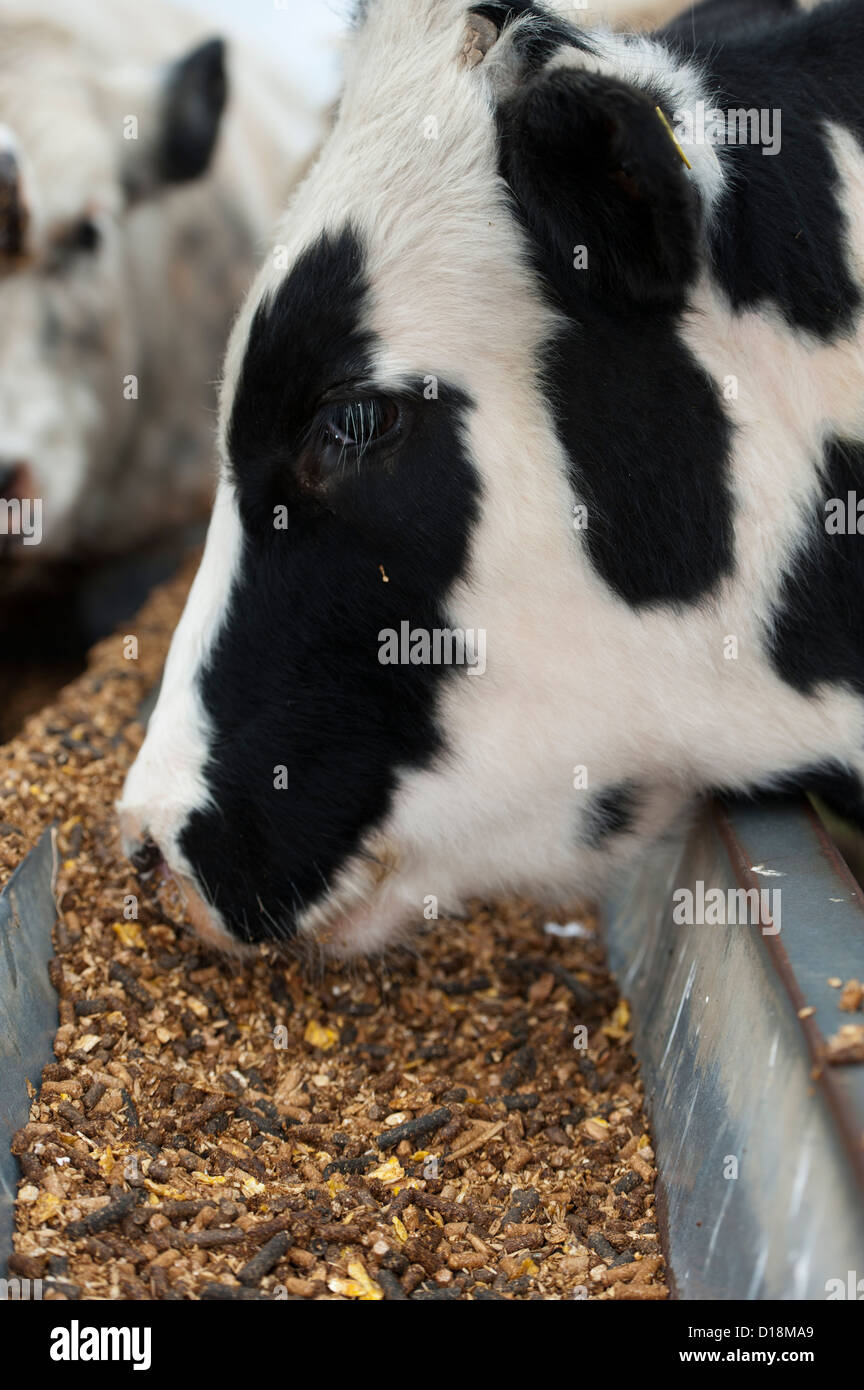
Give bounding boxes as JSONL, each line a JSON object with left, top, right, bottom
{"left": 157, "top": 38, "right": 228, "bottom": 184}
{"left": 498, "top": 67, "right": 701, "bottom": 308}
{"left": 113, "top": 37, "right": 228, "bottom": 203}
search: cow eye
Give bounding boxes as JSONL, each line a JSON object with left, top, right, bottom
{"left": 319, "top": 397, "right": 401, "bottom": 454}
{"left": 52, "top": 216, "right": 102, "bottom": 261}
{"left": 294, "top": 395, "right": 407, "bottom": 493}
{"left": 66, "top": 217, "right": 102, "bottom": 253}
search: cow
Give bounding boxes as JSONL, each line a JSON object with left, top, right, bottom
{"left": 120, "top": 0, "right": 864, "bottom": 960}
{"left": 0, "top": 0, "right": 317, "bottom": 566}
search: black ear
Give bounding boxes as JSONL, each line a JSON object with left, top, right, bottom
{"left": 158, "top": 37, "right": 228, "bottom": 185}
{"left": 498, "top": 68, "right": 701, "bottom": 308}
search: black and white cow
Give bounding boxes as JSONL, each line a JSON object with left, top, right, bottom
{"left": 121, "top": 0, "right": 864, "bottom": 957}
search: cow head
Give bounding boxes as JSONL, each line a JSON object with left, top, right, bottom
{"left": 120, "top": 0, "right": 735, "bottom": 957}
{"left": 0, "top": 19, "right": 227, "bottom": 560}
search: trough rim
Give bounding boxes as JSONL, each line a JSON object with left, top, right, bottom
{"left": 715, "top": 798, "right": 864, "bottom": 1195}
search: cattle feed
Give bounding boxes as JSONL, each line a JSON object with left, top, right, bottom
{"left": 121, "top": 0, "right": 864, "bottom": 958}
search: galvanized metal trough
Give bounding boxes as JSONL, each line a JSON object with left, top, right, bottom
{"left": 0, "top": 828, "right": 58, "bottom": 1269}
{"left": 604, "top": 795, "right": 864, "bottom": 1300}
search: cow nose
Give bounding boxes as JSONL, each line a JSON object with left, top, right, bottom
{"left": 0, "top": 462, "right": 28, "bottom": 498}
{"left": 0, "top": 147, "right": 29, "bottom": 262}
{"left": 129, "top": 835, "right": 163, "bottom": 877}
{"left": 125, "top": 827, "right": 240, "bottom": 953}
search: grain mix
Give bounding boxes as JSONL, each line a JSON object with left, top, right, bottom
{"left": 5, "top": 565, "right": 669, "bottom": 1300}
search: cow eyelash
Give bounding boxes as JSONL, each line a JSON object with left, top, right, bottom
{"left": 307, "top": 397, "right": 403, "bottom": 482}
{"left": 319, "top": 398, "right": 401, "bottom": 457}
{"left": 294, "top": 395, "right": 407, "bottom": 492}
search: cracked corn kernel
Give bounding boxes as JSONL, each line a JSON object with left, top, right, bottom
{"left": 112, "top": 920, "right": 146, "bottom": 950}
{"left": 303, "top": 1019, "right": 339, "bottom": 1051}
{"left": 369, "top": 1157, "right": 403, "bottom": 1184}
{"left": 328, "top": 1262, "right": 384, "bottom": 1300}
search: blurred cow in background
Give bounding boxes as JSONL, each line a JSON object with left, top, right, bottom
{"left": 0, "top": 0, "right": 320, "bottom": 737}
{"left": 0, "top": 0, "right": 318, "bottom": 567}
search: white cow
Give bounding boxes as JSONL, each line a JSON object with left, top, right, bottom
{"left": 0, "top": 0, "right": 319, "bottom": 565}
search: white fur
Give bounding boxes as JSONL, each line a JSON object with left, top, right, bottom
{"left": 119, "top": 481, "right": 242, "bottom": 900}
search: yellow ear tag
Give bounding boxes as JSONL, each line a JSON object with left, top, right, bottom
{"left": 655, "top": 106, "right": 692, "bottom": 171}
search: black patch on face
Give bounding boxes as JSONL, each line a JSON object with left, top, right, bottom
{"left": 179, "top": 226, "right": 480, "bottom": 943}
{"left": 768, "top": 438, "right": 864, "bottom": 697}
{"left": 676, "top": 4, "right": 864, "bottom": 338}
{"left": 495, "top": 69, "right": 735, "bottom": 606}
{"left": 550, "top": 307, "right": 734, "bottom": 606}
{"left": 582, "top": 782, "right": 640, "bottom": 847}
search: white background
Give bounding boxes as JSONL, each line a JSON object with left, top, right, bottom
{"left": 175, "top": 0, "right": 350, "bottom": 106}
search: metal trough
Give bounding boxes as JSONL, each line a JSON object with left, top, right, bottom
{"left": 0, "top": 593, "right": 171, "bottom": 1277}
{"left": 0, "top": 828, "right": 58, "bottom": 1268}
{"left": 604, "top": 795, "right": 864, "bottom": 1300}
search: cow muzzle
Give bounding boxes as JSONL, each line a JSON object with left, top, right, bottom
{"left": 0, "top": 144, "right": 31, "bottom": 268}
{"left": 121, "top": 818, "right": 242, "bottom": 956}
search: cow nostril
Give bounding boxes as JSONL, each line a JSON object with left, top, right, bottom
{"left": 0, "top": 148, "right": 28, "bottom": 262}
{"left": 0, "top": 463, "right": 27, "bottom": 499}
{"left": 130, "top": 836, "right": 163, "bottom": 876}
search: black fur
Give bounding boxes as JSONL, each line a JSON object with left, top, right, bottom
{"left": 721, "top": 761, "right": 864, "bottom": 830}
{"left": 804, "top": 765, "right": 864, "bottom": 828}
{"left": 552, "top": 307, "right": 735, "bottom": 606}
{"left": 496, "top": 67, "right": 735, "bottom": 605}
{"left": 769, "top": 438, "right": 864, "bottom": 697}
{"left": 158, "top": 37, "right": 227, "bottom": 185}
{"left": 470, "top": 0, "right": 536, "bottom": 26}
{"left": 499, "top": 69, "right": 703, "bottom": 308}
{"left": 180, "top": 227, "right": 480, "bottom": 941}
{"left": 659, "top": 0, "right": 799, "bottom": 47}
{"left": 582, "top": 783, "right": 640, "bottom": 847}
{"left": 681, "top": 1, "right": 864, "bottom": 337}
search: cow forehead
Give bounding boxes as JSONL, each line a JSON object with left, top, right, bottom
{"left": 350, "top": 0, "right": 494, "bottom": 58}
{"left": 288, "top": 4, "right": 502, "bottom": 270}
{"left": 0, "top": 23, "right": 118, "bottom": 223}
{"left": 229, "top": 0, "right": 555, "bottom": 402}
